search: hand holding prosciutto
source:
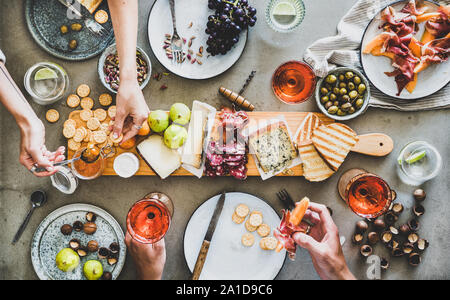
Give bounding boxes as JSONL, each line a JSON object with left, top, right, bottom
{"left": 293, "top": 202, "right": 355, "bottom": 280}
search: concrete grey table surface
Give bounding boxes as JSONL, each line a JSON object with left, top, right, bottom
{"left": 0, "top": 0, "right": 449, "bottom": 280}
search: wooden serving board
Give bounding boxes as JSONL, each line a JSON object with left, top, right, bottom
{"left": 68, "top": 112, "right": 334, "bottom": 177}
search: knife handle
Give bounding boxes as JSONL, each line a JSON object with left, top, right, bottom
{"left": 191, "top": 240, "right": 210, "bottom": 280}
{"left": 351, "top": 133, "right": 394, "bottom": 157}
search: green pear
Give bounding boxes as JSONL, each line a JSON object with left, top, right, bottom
{"left": 169, "top": 103, "right": 191, "bottom": 125}
{"left": 55, "top": 248, "right": 80, "bottom": 272}
{"left": 83, "top": 260, "right": 103, "bottom": 280}
{"left": 164, "top": 124, "right": 188, "bottom": 149}
{"left": 148, "top": 110, "right": 169, "bottom": 133}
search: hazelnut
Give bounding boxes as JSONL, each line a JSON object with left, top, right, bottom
{"left": 83, "top": 222, "right": 97, "bottom": 235}
{"left": 391, "top": 203, "right": 404, "bottom": 215}
{"left": 98, "top": 247, "right": 111, "bottom": 259}
{"left": 355, "top": 220, "right": 369, "bottom": 233}
{"left": 408, "top": 232, "right": 419, "bottom": 244}
{"left": 408, "top": 219, "right": 420, "bottom": 232}
{"left": 69, "top": 238, "right": 81, "bottom": 251}
{"left": 380, "top": 257, "right": 389, "bottom": 270}
{"left": 417, "top": 239, "right": 429, "bottom": 251}
{"left": 413, "top": 189, "right": 426, "bottom": 202}
{"left": 352, "top": 233, "right": 364, "bottom": 245}
{"left": 77, "top": 246, "right": 88, "bottom": 258}
{"left": 87, "top": 240, "right": 99, "bottom": 252}
{"left": 384, "top": 211, "right": 398, "bottom": 225}
{"left": 392, "top": 247, "right": 404, "bottom": 257}
{"left": 86, "top": 212, "right": 97, "bottom": 223}
{"left": 109, "top": 242, "right": 120, "bottom": 254}
{"left": 381, "top": 231, "right": 393, "bottom": 244}
{"left": 373, "top": 219, "right": 386, "bottom": 231}
{"left": 367, "top": 232, "right": 379, "bottom": 245}
{"left": 102, "top": 272, "right": 113, "bottom": 280}
{"left": 408, "top": 253, "right": 421, "bottom": 266}
{"left": 60, "top": 224, "right": 73, "bottom": 236}
{"left": 107, "top": 255, "right": 118, "bottom": 266}
{"left": 413, "top": 205, "right": 425, "bottom": 217}
{"left": 389, "top": 226, "right": 399, "bottom": 235}
{"left": 402, "top": 243, "right": 414, "bottom": 254}
{"left": 399, "top": 224, "right": 411, "bottom": 236}
{"left": 73, "top": 221, "right": 83, "bottom": 232}
{"left": 360, "top": 245, "right": 373, "bottom": 257}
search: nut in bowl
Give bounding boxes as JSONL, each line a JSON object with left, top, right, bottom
{"left": 315, "top": 67, "right": 370, "bottom": 121}
{"left": 98, "top": 44, "right": 151, "bottom": 94}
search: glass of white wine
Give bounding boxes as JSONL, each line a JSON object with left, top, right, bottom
{"left": 266, "top": 0, "right": 305, "bottom": 33}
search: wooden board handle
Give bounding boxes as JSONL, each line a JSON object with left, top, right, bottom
{"left": 351, "top": 133, "right": 394, "bottom": 157}
{"left": 191, "top": 240, "right": 210, "bottom": 280}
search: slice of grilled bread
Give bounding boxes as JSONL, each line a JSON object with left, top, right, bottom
{"left": 297, "top": 113, "right": 322, "bottom": 146}
{"left": 312, "top": 123, "right": 358, "bottom": 171}
{"left": 299, "top": 144, "right": 335, "bottom": 182}
{"left": 78, "top": 0, "right": 103, "bottom": 14}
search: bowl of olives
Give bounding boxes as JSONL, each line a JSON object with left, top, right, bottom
{"left": 315, "top": 67, "right": 370, "bottom": 121}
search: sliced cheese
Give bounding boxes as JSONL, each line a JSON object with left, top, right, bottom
{"left": 137, "top": 135, "right": 181, "bottom": 179}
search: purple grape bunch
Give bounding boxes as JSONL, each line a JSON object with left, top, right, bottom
{"left": 206, "top": 0, "right": 257, "bottom": 56}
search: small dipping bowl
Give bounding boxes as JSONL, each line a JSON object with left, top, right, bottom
{"left": 113, "top": 153, "right": 140, "bottom": 178}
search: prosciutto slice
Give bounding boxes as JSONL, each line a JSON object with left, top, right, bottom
{"left": 274, "top": 210, "right": 306, "bottom": 261}
{"left": 381, "top": 6, "right": 417, "bottom": 37}
{"left": 401, "top": 0, "right": 428, "bottom": 16}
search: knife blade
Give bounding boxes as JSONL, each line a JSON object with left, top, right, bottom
{"left": 191, "top": 192, "right": 226, "bottom": 280}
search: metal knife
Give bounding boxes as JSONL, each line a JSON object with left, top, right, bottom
{"left": 191, "top": 192, "right": 226, "bottom": 280}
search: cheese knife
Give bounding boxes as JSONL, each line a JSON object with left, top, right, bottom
{"left": 191, "top": 192, "right": 226, "bottom": 280}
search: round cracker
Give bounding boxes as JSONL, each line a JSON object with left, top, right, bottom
{"left": 94, "top": 108, "right": 107, "bottom": 122}
{"left": 107, "top": 105, "right": 116, "bottom": 119}
{"left": 93, "top": 130, "right": 107, "bottom": 144}
{"left": 68, "top": 138, "right": 81, "bottom": 151}
{"left": 249, "top": 212, "right": 263, "bottom": 227}
{"left": 257, "top": 224, "right": 271, "bottom": 238}
{"left": 241, "top": 233, "right": 255, "bottom": 247}
{"left": 261, "top": 237, "right": 277, "bottom": 250}
{"left": 67, "top": 94, "right": 80, "bottom": 108}
{"left": 245, "top": 219, "right": 257, "bottom": 232}
{"left": 232, "top": 212, "right": 245, "bottom": 224}
{"left": 109, "top": 132, "right": 123, "bottom": 144}
{"left": 46, "top": 109, "right": 60, "bottom": 123}
{"left": 87, "top": 117, "right": 101, "bottom": 131}
{"left": 76, "top": 84, "right": 91, "bottom": 98}
{"left": 83, "top": 129, "right": 92, "bottom": 142}
{"left": 259, "top": 238, "right": 269, "bottom": 250}
{"left": 73, "top": 127, "right": 86, "bottom": 143}
{"left": 99, "top": 122, "right": 109, "bottom": 133}
{"left": 64, "top": 119, "right": 77, "bottom": 128}
{"left": 99, "top": 93, "right": 113, "bottom": 106}
{"left": 94, "top": 9, "right": 109, "bottom": 24}
{"left": 80, "top": 109, "right": 93, "bottom": 121}
{"left": 235, "top": 204, "right": 250, "bottom": 218}
{"left": 63, "top": 124, "right": 76, "bottom": 139}
{"left": 80, "top": 97, "right": 94, "bottom": 110}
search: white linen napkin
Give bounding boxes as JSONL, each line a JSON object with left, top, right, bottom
{"left": 304, "top": 0, "right": 450, "bottom": 111}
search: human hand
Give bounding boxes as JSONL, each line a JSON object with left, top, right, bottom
{"left": 125, "top": 232, "right": 166, "bottom": 280}
{"left": 293, "top": 202, "right": 355, "bottom": 280}
{"left": 112, "top": 79, "right": 149, "bottom": 143}
{"left": 19, "top": 118, "right": 65, "bottom": 177}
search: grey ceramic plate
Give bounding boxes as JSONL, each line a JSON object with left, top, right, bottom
{"left": 25, "top": 0, "right": 115, "bottom": 61}
{"left": 31, "top": 204, "right": 126, "bottom": 280}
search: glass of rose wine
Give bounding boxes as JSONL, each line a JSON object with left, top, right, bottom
{"left": 126, "top": 193, "right": 174, "bottom": 244}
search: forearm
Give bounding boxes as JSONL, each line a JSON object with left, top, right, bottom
{"left": 108, "top": 0, "right": 138, "bottom": 82}
{"left": 0, "top": 62, "right": 40, "bottom": 129}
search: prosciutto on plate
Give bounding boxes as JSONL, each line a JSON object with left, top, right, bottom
{"left": 274, "top": 210, "right": 304, "bottom": 260}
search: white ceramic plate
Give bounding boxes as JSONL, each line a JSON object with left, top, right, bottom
{"left": 148, "top": 0, "right": 248, "bottom": 80}
{"left": 184, "top": 192, "right": 286, "bottom": 280}
{"left": 360, "top": 0, "right": 449, "bottom": 100}
{"left": 31, "top": 204, "right": 126, "bottom": 280}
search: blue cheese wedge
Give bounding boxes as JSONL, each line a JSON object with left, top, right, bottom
{"left": 249, "top": 123, "right": 298, "bottom": 173}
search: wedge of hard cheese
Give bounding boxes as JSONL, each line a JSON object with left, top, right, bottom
{"left": 78, "top": 0, "right": 103, "bottom": 14}
{"left": 312, "top": 123, "right": 358, "bottom": 171}
{"left": 137, "top": 135, "right": 181, "bottom": 179}
{"left": 181, "top": 101, "right": 210, "bottom": 169}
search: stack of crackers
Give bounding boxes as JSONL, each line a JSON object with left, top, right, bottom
{"left": 62, "top": 84, "right": 122, "bottom": 152}
{"left": 232, "top": 204, "right": 277, "bottom": 251}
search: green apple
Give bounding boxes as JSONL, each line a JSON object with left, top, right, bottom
{"left": 148, "top": 110, "right": 169, "bottom": 133}
{"left": 55, "top": 248, "right": 80, "bottom": 272}
{"left": 83, "top": 260, "right": 103, "bottom": 280}
{"left": 164, "top": 124, "right": 188, "bottom": 149}
{"left": 169, "top": 103, "right": 191, "bottom": 125}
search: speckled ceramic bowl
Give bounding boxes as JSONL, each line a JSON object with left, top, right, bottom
{"left": 98, "top": 44, "right": 151, "bottom": 94}
{"left": 315, "top": 67, "right": 370, "bottom": 121}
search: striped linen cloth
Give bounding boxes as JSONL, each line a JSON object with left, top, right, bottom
{"left": 304, "top": 0, "right": 450, "bottom": 111}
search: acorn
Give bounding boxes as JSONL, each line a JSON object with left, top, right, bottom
{"left": 384, "top": 211, "right": 398, "bottom": 225}
{"left": 417, "top": 239, "right": 429, "bottom": 251}
{"left": 402, "top": 243, "right": 415, "bottom": 254}
{"left": 413, "top": 205, "right": 425, "bottom": 217}
{"left": 77, "top": 246, "right": 88, "bottom": 258}
{"left": 367, "top": 232, "right": 379, "bottom": 245}
{"left": 399, "top": 224, "right": 411, "bottom": 236}
{"left": 408, "top": 253, "right": 421, "bottom": 266}
{"left": 408, "top": 219, "right": 420, "bottom": 232}
{"left": 381, "top": 231, "right": 393, "bottom": 244}
{"left": 391, "top": 203, "right": 404, "bottom": 215}
{"left": 109, "top": 242, "right": 120, "bottom": 254}
{"left": 87, "top": 240, "right": 99, "bottom": 252}
{"left": 360, "top": 245, "right": 373, "bottom": 257}
{"left": 98, "top": 247, "right": 111, "bottom": 259}
{"left": 85, "top": 212, "right": 97, "bottom": 223}
{"left": 355, "top": 220, "right": 369, "bottom": 233}
{"left": 352, "top": 233, "right": 364, "bottom": 245}
{"left": 102, "top": 272, "right": 113, "bottom": 280}
{"left": 83, "top": 222, "right": 97, "bottom": 235}
{"left": 69, "top": 238, "right": 81, "bottom": 251}
{"left": 373, "top": 219, "right": 386, "bottom": 231}
{"left": 73, "top": 221, "right": 84, "bottom": 232}
{"left": 408, "top": 232, "right": 419, "bottom": 244}
{"left": 380, "top": 257, "right": 390, "bottom": 270}
{"left": 60, "top": 224, "right": 73, "bottom": 236}
{"left": 413, "top": 189, "right": 426, "bottom": 202}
